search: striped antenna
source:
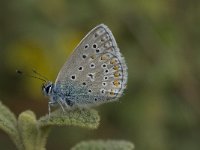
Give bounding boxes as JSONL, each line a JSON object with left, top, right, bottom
{"left": 16, "top": 70, "right": 47, "bottom": 82}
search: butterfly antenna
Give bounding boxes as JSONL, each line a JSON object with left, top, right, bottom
{"left": 32, "top": 69, "right": 49, "bottom": 81}
{"left": 16, "top": 70, "right": 47, "bottom": 82}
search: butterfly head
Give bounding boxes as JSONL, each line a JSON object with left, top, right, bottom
{"left": 42, "top": 81, "right": 53, "bottom": 96}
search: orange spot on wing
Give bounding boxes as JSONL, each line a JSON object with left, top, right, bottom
{"left": 113, "top": 65, "right": 119, "bottom": 70}
{"left": 114, "top": 72, "right": 119, "bottom": 77}
{"left": 110, "top": 89, "right": 115, "bottom": 95}
{"left": 113, "top": 80, "right": 120, "bottom": 87}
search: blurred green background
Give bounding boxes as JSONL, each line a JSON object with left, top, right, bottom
{"left": 1, "top": 0, "right": 200, "bottom": 149}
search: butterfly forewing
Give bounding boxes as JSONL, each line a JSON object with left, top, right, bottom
{"left": 55, "top": 24, "right": 127, "bottom": 106}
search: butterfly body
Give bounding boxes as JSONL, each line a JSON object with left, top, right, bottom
{"left": 42, "top": 24, "right": 128, "bottom": 114}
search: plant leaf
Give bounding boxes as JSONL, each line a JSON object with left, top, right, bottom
{"left": 36, "top": 126, "right": 50, "bottom": 150}
{"left": 0, "top": 101, "right": 23, "bottom": 150}
{"left": 18, "top": 110, "right": 39, "bottom": 150}
{"left": 38, "top": 108, "right": 100, "bottom": 129}
{"left": 71, "top": 140, "right": 134, "bottom": 150}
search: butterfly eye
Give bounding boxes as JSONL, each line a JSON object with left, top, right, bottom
{"left": 45, "top": 84, "right": 52, "bottom": 94}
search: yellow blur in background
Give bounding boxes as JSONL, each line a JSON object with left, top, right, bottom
{"left": 0, "top": 0, "right": 200, "bottom": 150}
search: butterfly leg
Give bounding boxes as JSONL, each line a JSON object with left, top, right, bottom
{"left": 57, "top": 99, "right": 66, "bottom": 113}
{"left": 48, "top": 102, "right": 53, "bottom": 118}
{"left": 63, "top": 101, "right": 70, "bottom": 109}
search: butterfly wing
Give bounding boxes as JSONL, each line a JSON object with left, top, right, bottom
{"left": 55, "top": 24, "right": 127, "bottom": 107}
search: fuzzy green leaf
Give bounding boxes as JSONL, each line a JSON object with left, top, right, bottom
{"left": 71, "top": 140, "right": 134, "bottom": 150}
{"left": 18, "top": 110, "right": 39, "bottom": 150}
{"left": 38, "top": 108, "right": 100, "bottom": 129}
{"left": 0, "top": 101, "right": 23, "bottom": 150}
{"left": 36, "top": 126, "right": 50, "bottom": 150}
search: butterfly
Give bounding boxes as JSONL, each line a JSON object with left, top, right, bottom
{"left": 42, "top": 24, "right": 128, "bottom": 115}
